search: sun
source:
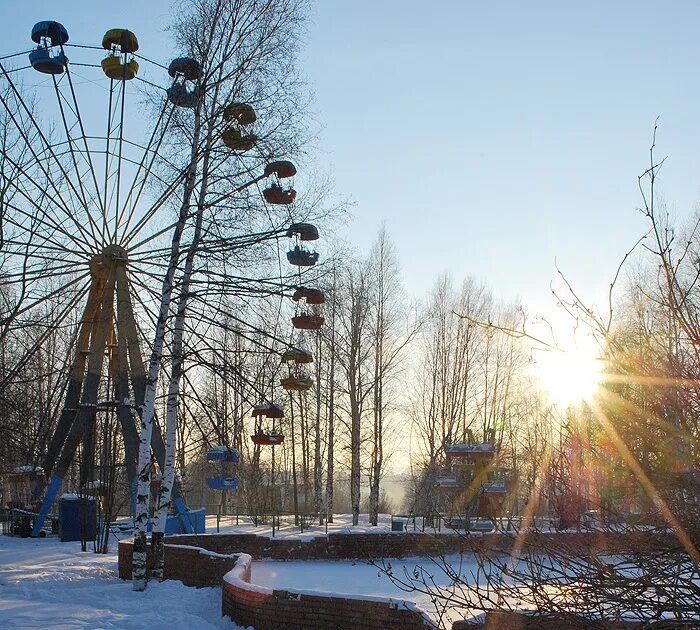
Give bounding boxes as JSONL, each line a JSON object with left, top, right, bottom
{"left": 533, "top": 343, "right": 604, "bottom": 407}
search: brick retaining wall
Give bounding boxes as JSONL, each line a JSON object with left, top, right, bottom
{"left": 119, "top": 532, "right": 479, "bottom": 567}
{"left": 117, "top": 542, "right": 238, "bottom": 586}
{"left": 119, "top": 529, "right": 667, "bottom": 568}
{"left": 222, "top": 552, "right": 435, "bottom": 629}
{"left": 454, "top": 611, "right": 698, "bottom": 629}
{"left": 117, "top": 530, "right": 674, "bottom": 629}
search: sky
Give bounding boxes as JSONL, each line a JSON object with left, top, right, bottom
{"left": 2, "top": 0, "right": 700, "bottom": 323}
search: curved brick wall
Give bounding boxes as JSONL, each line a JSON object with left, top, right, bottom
{"left": 118, "top": 539, "right": 435, "bottom": 628}
{"left": 222, "top": 553, "right": 435, "bottom": 630}
{"left": 119, "top": 529, "right": 665, "bottom": 567}
{"left": 117, "top": 530, "right": 670, "bottom": 629}
{"left": 117, "top": 541, "right": 238, "bottom": 586}
{"left": 119, "top": 532, "right": 478, "bottom": 567}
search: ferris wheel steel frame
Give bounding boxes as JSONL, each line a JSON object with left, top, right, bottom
{"left": 0, "top": 22, "right": 208, "bottom": 537}
{"left": 1, "top": 19, "right": 326, "bottom": 541}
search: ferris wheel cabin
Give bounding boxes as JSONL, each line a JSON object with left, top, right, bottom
{"left": 167, "top": 58, "right": 202, "bottom": 109}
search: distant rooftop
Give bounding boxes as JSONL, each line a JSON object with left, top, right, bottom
{"left": 445, "top": 442, "right": 495, "bottom": 454}
{"left": 434, "top": 477, "right": 460, "bottom": 487}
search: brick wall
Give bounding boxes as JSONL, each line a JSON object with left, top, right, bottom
{"left": 222, "top": 553, "right": 435, "bottom": 630}
{"left": 118, "top": 542, "right": 237, "bottom": 587}
{"left": 454, "top": 611, "right": 699, "bottom": 629}
{"left": 117, "top": 531, "right": 672, "bottom": 629}
{"left": 119, "top": 529, "right": 668, "bottom": 566}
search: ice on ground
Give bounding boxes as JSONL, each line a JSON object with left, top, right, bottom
{"left": 0, "top": 536, "right": 241, "bottom": 630}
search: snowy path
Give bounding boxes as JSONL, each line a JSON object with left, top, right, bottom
{"left": 0, "top": 537, "right": 240, "bottom": 629}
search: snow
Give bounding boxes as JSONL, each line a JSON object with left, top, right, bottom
{"left": 11, "top": 466, "right": 45, "bottom": 474}
{"left": 0, "top": 536, "right": 242, "bottom": 629}
{"left": 251, "top": 555, "right": 480, "bottom": 626}
{"left": 203, "top": 512, "right": 448, "bottom": 539}
{"left": 225, "top": 553, "right": 432, "bottom": 620}
{"left": 59, "top": 494, "right": 96, "bottom": 502}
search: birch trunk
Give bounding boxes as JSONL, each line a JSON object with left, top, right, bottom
{"left": 313, "top": 331, "right": 322, "bottom": 521}
{"left": 131, "top": 104, "right": 202, "bottom": 592}
{"left": 289, "top": 391, "right": 299, "bottom": 525}
{"left": 325, "top": 270, "right": 337, "bottom": 522}
{"left": 151, "top": 76, "right": 224, "bottom": 577}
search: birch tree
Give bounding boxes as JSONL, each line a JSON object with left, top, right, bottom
{"left": 133, "top": 0, "right": 311, "bottom": 589}
{"left": 366, "top": 228, "right": 418, "bottom": 525}
{"left": 334, "top": 261, "right": 372, "bottom": 525}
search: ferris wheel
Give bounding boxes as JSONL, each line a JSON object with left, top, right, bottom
{"left": 0, "top": 20, "right": 322, "bottom": 537}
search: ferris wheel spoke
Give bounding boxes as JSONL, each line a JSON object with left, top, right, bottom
{"left": 2, "top": 212, "right": 92, "bottom": 261}
{"left": 192, "top": 270, "right": 293, "bottom": 292}
{"left": 50, "top": 74, "right": 104, "bottom": 246}
{"left": 124, "top": 248, "right": 172, "bottom": 263}
{"left": 124, "top": 166, "right": 270, "bottom": 254}
{"left": 0, "top": 90, "right": 98, "bottom": 249}
{"left": 5, "top": 252, "right": 84, "bottom": 274}
{"left": 126, "top": 262, "right": 171, "bottom": 278}
{"left": 0, "top": 265, "right": 84, "bottom": 290}
{"left": 124, "top": 215, "right": 183, "bottom": 253}
{"left": 0, "top": 64, "right": 102, "bottom": 243}
{"left": 3, "top": 184, "right": 95, "bottom": 256}
{"left": 186, "top": 297, "right": 286, "bottom": 351}
{"left": 11, "top": 270, "right": 91, "bottom": 320}
{"left": 115, "top": 99, "right": 175, "bottom": 243}
{"left": 110, "top": 78, "right": 127, "bottom": 243}
{"left": 0, "top": 278, "right": 90, "bottom": 392}
{"left": 0, "top": 248, "right": 85, "bottom": 279}
{"left": 120, "top": 168, "right": 190, "bottom": 248}
{"left": 4, "top": 146, "right": 86, "bottom": 238}
{"left": 103, "top": 78, "right": 116, "bottom": 245}
{"left": 62, "top": 62, "right": 109, "bottom": 234}
{"left": 182, "top": 346, "right": 266, "bottom": 415}
{"left": 27, "top": 145, "right": 108, "bottom": 217}
{"left": 96, "top": 135, "right": 184, "bottom": 173}
{"left": 126, "top": 274, "right": 161, "bottom": 329}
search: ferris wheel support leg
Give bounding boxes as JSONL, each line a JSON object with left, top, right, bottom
{"left": 173, "top": 496, "right": 194, "bottom": 533}
{"left": 116, "top": 408, "right": 139, "bottom": 517}
{"left": 35, "top": 281, "right": 104, "bottom": 499}
{"left": 127, "top": 368, "right": 194, "bottom": 529}
{"left": 80, "top": 425, "right": 96, "bottom": 488}
{"left": 116, "top": 266, "right": 178, "bottom": 534}
{"left": 35, "top": 272, "right": 115, "bottom": 537}
{"left": 112, "top": 300, "right": 140, "bottom": 517}
{"left": 32, "top": 475, "right": 63, "bottom": 537}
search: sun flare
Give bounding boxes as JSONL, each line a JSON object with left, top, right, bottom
{"left": 534, "top": 344, "right": 604, "bottom": 407}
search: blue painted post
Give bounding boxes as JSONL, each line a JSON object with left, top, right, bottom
{"left": 173, "top": 496, "right": 194, "bottom": 533}
{"left": 32, "top": 475, "right": 62, "bottom": 537}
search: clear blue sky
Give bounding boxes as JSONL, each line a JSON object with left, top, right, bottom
{"left": 2, "top": 0, "right": 700, "bottom": 316}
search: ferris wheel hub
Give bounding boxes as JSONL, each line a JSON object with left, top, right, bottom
{"left": 89, "top": 245, "right": 129, "bottom": 277}
{"left": 102, "top": 244, "right": 128, "bottom": 263}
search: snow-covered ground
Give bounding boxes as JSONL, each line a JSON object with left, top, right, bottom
{"left": 252, "top": 555, "right": 485, "bottom": 627}
{"left": 205, "top": 512, "right": 400, "bottom": 538}
{"left": 0, "top": 529, "right": 480, "bottom": 628}
{"left": 0, "top": 536, "right": 241, "bottom": 629}
{"left": 0, "top": 516, "right": 500, "bottom": 629}
{"left": 204, "top": 512, "right": 469, "bottom": 539}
